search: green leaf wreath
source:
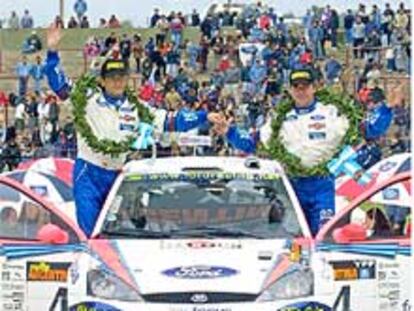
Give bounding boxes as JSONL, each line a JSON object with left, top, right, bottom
{"left": 260, "top": 87, "right": 363, "bottom": 177}
{"left": 70, "top": 75, "right": 153, "bottom": 157}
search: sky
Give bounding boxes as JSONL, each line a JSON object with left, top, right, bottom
{"left": 0, "top": 0, "right": 411, "bottom": 28}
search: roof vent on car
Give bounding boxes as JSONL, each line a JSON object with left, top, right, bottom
{"left": 245, "top": 157, "right": 260, "bottom": 169}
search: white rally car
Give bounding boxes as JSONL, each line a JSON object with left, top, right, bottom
{"left": 0, "top": 157, "right": 411, "bottom": 311}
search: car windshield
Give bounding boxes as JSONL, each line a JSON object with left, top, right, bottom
{"left": 101, "top": 172, "right": 303, "bottom": 239}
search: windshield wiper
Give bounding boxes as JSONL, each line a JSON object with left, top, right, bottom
{"left": 170, "top": 226, "right": 265, "bottom": 239}
{"left": 100, "top": 228, "right": 172, "bottom": 239}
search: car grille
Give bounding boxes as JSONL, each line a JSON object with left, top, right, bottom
{"left": 142, "top": 292, "right": 257, "bottom": 303}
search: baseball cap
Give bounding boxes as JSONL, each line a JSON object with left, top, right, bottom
{"left": 289, "top": 69, "right": 314, "bottom": 85}
{"left": 101, "top": 59, "right": 129, "bottom": 78}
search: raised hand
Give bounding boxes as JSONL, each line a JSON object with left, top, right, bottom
{"left": 47, "top": 24, "right": 63, "bottom": 50}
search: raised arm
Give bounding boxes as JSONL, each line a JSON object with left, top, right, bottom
{"left": 43, "top": 25, "right": 72, "bottom": 100}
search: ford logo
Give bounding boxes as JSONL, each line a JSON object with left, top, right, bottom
{"left": 162, "top": 265, "right": 238, "bottom": 279}
{"left": 190, "top": 293, "right": 209, "bottom": 303}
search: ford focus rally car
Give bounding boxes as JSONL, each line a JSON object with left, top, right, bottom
{"left": 0, "top": 157, "right": 411, "bottom": 311}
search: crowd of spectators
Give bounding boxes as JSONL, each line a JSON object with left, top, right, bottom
{"left": 0, "top": 1, "right": 411, "bottom": 172}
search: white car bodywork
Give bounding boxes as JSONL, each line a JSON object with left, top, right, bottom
{"left": 0, "top": 157, "right": 411, "bottom": 311}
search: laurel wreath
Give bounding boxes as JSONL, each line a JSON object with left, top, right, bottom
{"left": 259, "top": 88, "right": 363, "bottom": 176}
{"left": 70, "top": 75, "right": 153, "bottom": 157}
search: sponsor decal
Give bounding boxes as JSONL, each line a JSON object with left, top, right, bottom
{"left": 1, "top": 263, "right": 26, "bottom": 311}
{"left": 162, "top": 266, "right": 238, "bottom": 279}
{"left": 29, "top": 185, "right": 48, "bottom": 197}
{"left": 382, "top": 188, "right": 400, "bottom": 200}
{"left": 310, "top": 114, "right": 326, "bottom": 121}
{"left": 278, "top": 301, "right": 332, "bottom": 311}
{"left": 69, "top": 301, "right": 121, "bottom": 311}
{"left": 119, "top": 114, "right": 136, "bottom": 122}
{"left": 378, "top": 161, "right": 397, "bottom": 172}
{"left": 144, "top": 205, "right": 270, "bottom": 225}
{"left": 119, "top": 123, "right": 135, "bottom": 131}
{"left": 285, "top": 114, "right": 298, "bottom": 121}
{"left": 329, "top": 260, "right": 376, "bottom": 281}
{"left": 26, "top": 262, "right": 71, "bottom": 282}
{"left": 308, "top": 132, "right": 326, "bottom": 140}
{"left": 190, "top": 293, "right": 209, "bottom": 303}
{"left": 308, "top": 122, "right": 326, "bottom": 130}
{"left": 119, "top": 106, "right": 134, "bottom": 113}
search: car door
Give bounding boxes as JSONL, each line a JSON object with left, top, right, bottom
{"left": 0, "top": 177, "right": 86, "bottom": 311}
{"left": 314, "top": 172, "right": 411, "bottom": 311}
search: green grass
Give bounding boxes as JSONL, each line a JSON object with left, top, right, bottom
{"left": 0, "top": 27, "right": 207, "bottom": 51}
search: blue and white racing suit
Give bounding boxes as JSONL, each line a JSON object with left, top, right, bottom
{"left": 44, "top": 50, "right": 207, "bottom": 236}
{"left": 226, "top": 99, "right": 391, "bottom": 235}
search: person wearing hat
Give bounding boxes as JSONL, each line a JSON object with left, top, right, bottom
{"left": 43, "top": 26, "right": 208, "bottom": 236}
{"left": 208, "top": 68, "right": 403, "bottom": 235}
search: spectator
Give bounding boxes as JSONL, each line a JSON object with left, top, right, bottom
{"left": 329, "top": 9, "right": 339, "bottom": 49}
{"left": 352, "top": 16, "right": 365, "bottom": 59}
{"left": 46, "top": 95, "right": 60, "bottom": 143}
{"left": 8, "top": 11, "right": 19, "bottom": 29}
{"left": 104, "top": 32, "right": 117, "bottom": 52}
{"left": 324, "top": 55, "right": 342, "bottom": 84}
{"left": 25, "top": 93, "right": 39, "bottom": 132}
{"left": 309, "top": 20, "right": 324, "bottom": 60}
{"left": 303, "top": 9, "right": 314, "bottom": 42}
{"left": 80, "top": 16, "right": 90, "bottom": 28}
{"left": 120, "top": 34, "right": 132, "bottom": 63}
{"left": 344, "top": 9, "right": 355, "bottom": 46}
{"left": 382, "top": 3, "right": 395, "bottom": 46}
{"left": 54, "top": 15, "right": 64, "bottom": 28}
{"left": 131, "top": 34, "right": 143, "bottom": 73}
{"left": 67, "top": 16, "right": 79, "bottom": 28}
{"left": 22, "top": 31, "right": 42, "bottom": 54}
{"left": 20, "top": 9, "right": 34, "bottom": 29}
{"left": 16, "top": 55, "right": 31, "bottom": 96}
{"left": 108, "top": 14, "right": 121, "bottom": 28}
{"left": 74, "top": 0, "right": 88, "bottom": 22}
{"left": 150, "top": 8, "right": 161, "bottom": 28}
{"left": 191, "top": 9, "right": 200, "bottom": 27}
{"left": 30, "top": 55, "right": 44, "bottom": 94}
{"left": 14, "top": 98, "right": 26, "bottom": 133}
{"left": 2, "top": 138, "right": 21, "bottom": 171}
{"left": 98, "top": 18, "right": 107, "bottom": 28}
{"left": 170, "top": 13, "right": 184, "bottom": 50}
{"left": 156, "top": 16, "right": 170, "bottom": 46}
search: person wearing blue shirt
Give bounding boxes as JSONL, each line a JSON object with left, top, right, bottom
{"left": 324, "top": 56, "right": 342, "bottom": 85}
{"left": 249, "top": 59, "right": 267, "bottom": 94}
{"left": 207, "top": 69, "right": 403, "bottom": 235}
{"left": 16, "top": 55, "right": 32, "bottom": 96}
{"left": 30, "top": 56, "right": 44, "bottom": 94}
{"left": 43, "top": 26, "right": 208, "bottom": 236}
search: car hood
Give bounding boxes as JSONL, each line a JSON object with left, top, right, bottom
{"left": 109, "top": 239, "right": 293, "bottom": 295}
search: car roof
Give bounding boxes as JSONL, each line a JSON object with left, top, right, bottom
{"left": 122, "top": 157, "right": 285, "bottom": 176}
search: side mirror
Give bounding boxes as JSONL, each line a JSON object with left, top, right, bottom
{"left": 37, "top": 224, "right": 69, "bottom": 244}
{"left": 333, "top": 223, "right": 368, "bottom": 244}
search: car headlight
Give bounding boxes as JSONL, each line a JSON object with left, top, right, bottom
{"left": 257, "top": 268, "right": 313, "bottom": 301}
{"left": 87, "top": 269, "right": 142, "bottom": 302}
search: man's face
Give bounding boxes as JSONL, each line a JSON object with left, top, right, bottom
{"left": 289, "top": 81, "right": 316, "bottom": 107}
{"left": 102, "top": 74, "right": 129, "bottom": 97}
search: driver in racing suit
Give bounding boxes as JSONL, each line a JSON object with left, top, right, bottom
{"left": 43, "top": 26, "right": 208, "bottom": 236}
{"left": 208, "top": 68, "right": 400, "bottom": 235}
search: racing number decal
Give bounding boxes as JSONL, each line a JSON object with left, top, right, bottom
{"left": 332, "top": 286, "right": 351, "bottom": 311}
{"left": 49, "top": 287, "right": 68, "bottom": 311}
